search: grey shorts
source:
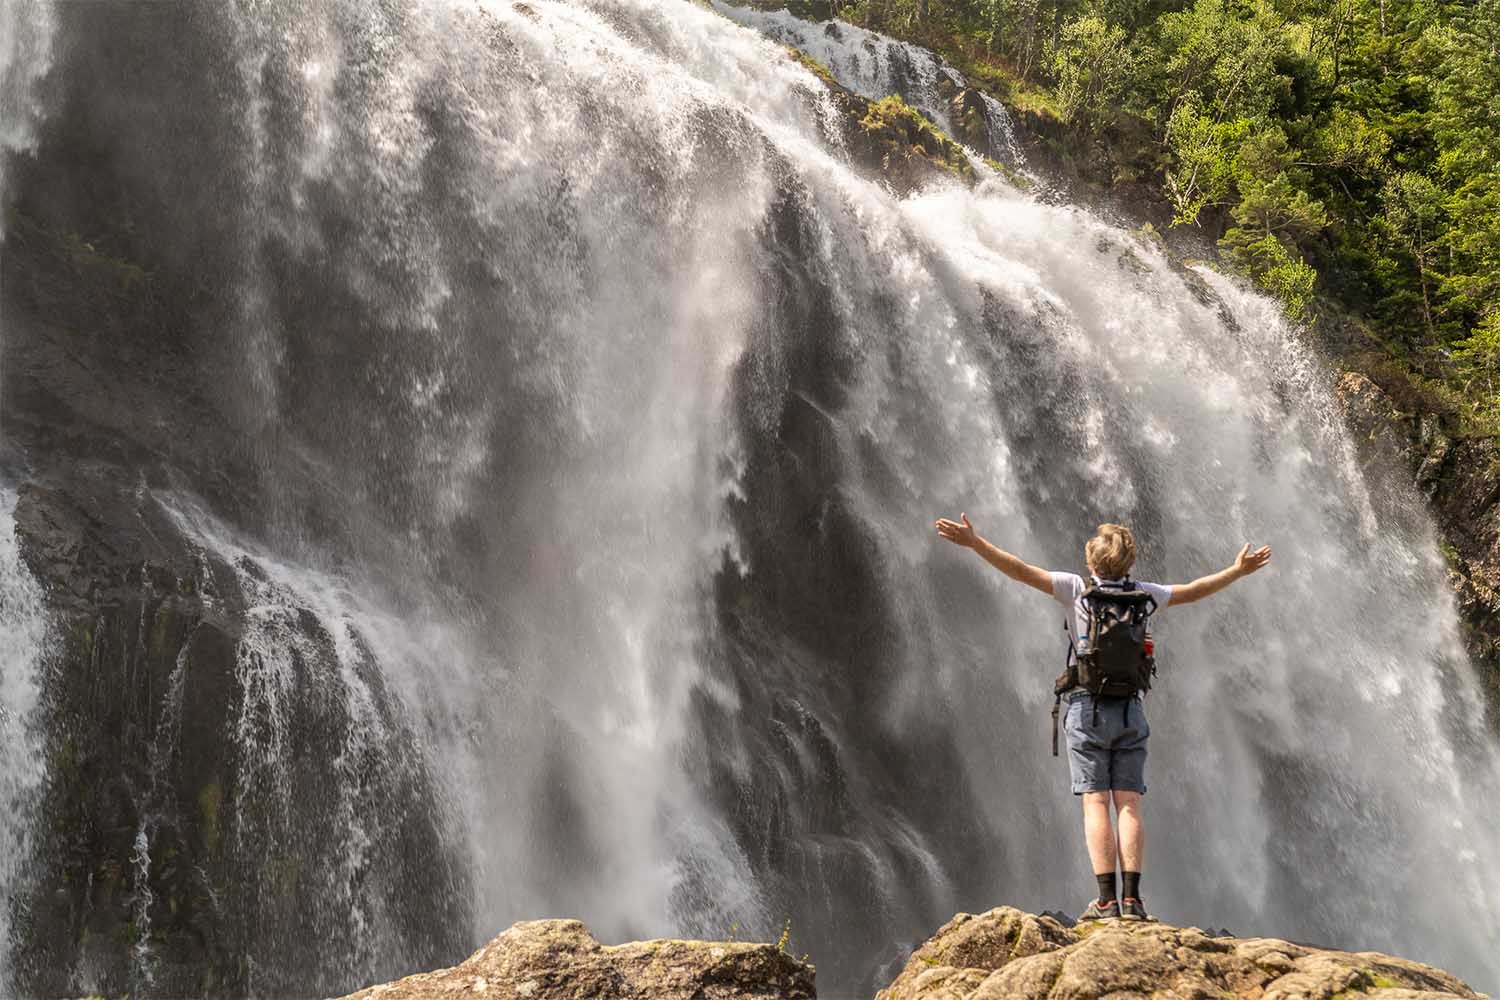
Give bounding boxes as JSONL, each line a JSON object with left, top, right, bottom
{"left": 1061, "top": 690, "right": 1149, "bottom": 795}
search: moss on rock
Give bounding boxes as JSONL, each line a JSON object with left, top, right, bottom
{"left": 786, "top": 46, "right": 837, "bottom": 88}
{"left": 857, "top": 95, "right": 972, "bottom": 181}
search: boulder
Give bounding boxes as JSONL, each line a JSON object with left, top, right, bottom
{"left": 332, "top": 919, "right": 816, "bottom": 1000}
{"left": 876, "top": 907, "right": 1489, "bottom": 1000}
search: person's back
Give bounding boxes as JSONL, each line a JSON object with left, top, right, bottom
{"left": 933, "top": 515, "right": 1271, "bottom": 922}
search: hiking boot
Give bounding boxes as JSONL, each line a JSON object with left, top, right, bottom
{"left": 1077, "top": 898, "right": 1120, "bottom": 922}
{"left": 1120, "top": 897, "right": 1151, "bottom": 921}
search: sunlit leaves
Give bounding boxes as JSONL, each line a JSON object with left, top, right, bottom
{"left": 1221, "top": 231, "right": 1319, "bottom": 317}
{"left": 1053, "top": 15, "right": 1135, "bottom": 134}
{"left": 842, "top": 0, "right": 1500, "bottom": 411}
{"left": 1163, "top": 94, "right": 1244, "bottom": 224}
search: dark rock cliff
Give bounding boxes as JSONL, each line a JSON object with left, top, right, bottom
{"left": 3, "top": 476, "right": 470, "bottom": 996}
{"left": 1334, "top": 370, "right": 1500, "bottom": 711}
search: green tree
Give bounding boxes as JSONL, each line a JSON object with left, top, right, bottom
{"left": 1219, "top": 129, "right": 1328, "bottom": 314}
{"left": 1223, "top": 232, "right": 1319, "bottom": 317}
{"left": 1380, "top": 171, "right": 1445, "bottom": 337}
{"left": 979, "top": 0, "right": 1047, "bottom": 77}
{"left": 838, "top": 0, "right": 1500, "bottom": 414}
{"left": 1163, "top": 93, "right": 1244, "bottom": 224}
{"left": 1426, "top": 0, "right": 1500, "bottom": 337}
{"left": 1052, "top": 14, "right": 1136, "bottom": 134}
{"left": 1151, "top": 0, "right": 1291, "bottom": 124}
{"left": 1451, "top": 313, "right": 1500, "bottom": 409}
{"left": 1304, "top": 107, "right": 1389, "bottom": 175}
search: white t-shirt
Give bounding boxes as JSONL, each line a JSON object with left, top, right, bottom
{"left": 1049, "top": 571, "right": 1171, "bottom": 660}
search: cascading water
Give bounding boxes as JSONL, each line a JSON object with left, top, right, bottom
{"left": 2, "top": 0, "right": 1498, "bottom": 997}
{"left": 155, "top": 496, "right": 475, "bottom": 995}
{"left": 713, "top": 2, "right": 1032, "bottom": 173}
{"left": 716, "top": 3, "right": 963, "bottom": 127}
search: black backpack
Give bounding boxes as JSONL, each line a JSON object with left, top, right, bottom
{"left": 1050, "top": 578, "right": 1158, "bottom": 755}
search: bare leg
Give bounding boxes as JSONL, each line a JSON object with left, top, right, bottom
{"left": 1081, "top": 791, "right": 1117, "bottom": 874}
{"left": 1112, "top": 789, "right": 1144, "bottom": 873}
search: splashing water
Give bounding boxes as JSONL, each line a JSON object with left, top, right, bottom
{"left": 6, "top": 0, "right": 1500, "bottom": 995}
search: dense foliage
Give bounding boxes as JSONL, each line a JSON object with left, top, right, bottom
{"left": 837, "top": 0, "right": 1500, "bottom": 427}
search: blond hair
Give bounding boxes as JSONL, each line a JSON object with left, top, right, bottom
{"left": 1085, "top": 523, "right": 1137, "bottom": 579}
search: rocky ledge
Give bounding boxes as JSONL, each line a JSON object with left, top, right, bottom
{"left": 332, "top": 918, "right": 815, "bottom": 1000}
{"left": 333, "top": 908, "right": 1490, "bottom": 1000}
{"left": 878, "top": 907, "right": 1489, "bottom": 1000}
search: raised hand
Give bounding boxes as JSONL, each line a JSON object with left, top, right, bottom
{"left": 935, "top": 512, "right": 978, "bottom": 548}
{"left": 1234, "top": 543, "right": 1272, "bottom": 576}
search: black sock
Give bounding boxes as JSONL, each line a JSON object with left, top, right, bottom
{"left": 1122, "top": 871, "right": 1141, "bottom": 900}
{"left": 1095, "top": 872, "right": 1117, "bottom": 905}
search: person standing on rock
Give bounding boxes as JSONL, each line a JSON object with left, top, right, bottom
{"left": 933, "top": 516, "right": 1271, "bottom": 922}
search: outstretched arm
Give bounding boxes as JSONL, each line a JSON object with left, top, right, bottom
{"left": 1169, "top": 543, "right": 1272, "bottom": 606}
{"left": 934, "top": 513, "right": 1054, "bottom": 596}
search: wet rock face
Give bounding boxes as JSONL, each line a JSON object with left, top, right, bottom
{"left": 1333, "top": 371, "right": 1500, "bottom": 713}
{"left": 6, "top": 478, "right": 471, "bottom": 997}
{"left": 333, "top": 919, "right": 816, "bottom": 1000}
{"left": 1335, "top": 372, "right": 1423, "bottom": 477}
{"left": 876, "top": 907, "right": 1491, "bottom": 1000}
{"left": 948, "top": 87, "right": 990, "bottom": 151}
{"left": 6, "top": 477, "right": 250, "bottom": 994}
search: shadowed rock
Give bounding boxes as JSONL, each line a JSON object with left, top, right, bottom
{"left": 876, "top": 907, "right": 1490, "bottom": 1000}
{"left": 332, "top": 919, "right": 816, "bottom": 1000}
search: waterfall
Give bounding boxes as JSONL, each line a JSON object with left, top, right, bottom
{"left": 0, "top": 7, "right": 54, "bottom": 979}
{"left": 0, "top": 489, "right": 49, "bottom": 992}
{"left": 3, "top": 0, "right": 1499, "bottom": 995}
